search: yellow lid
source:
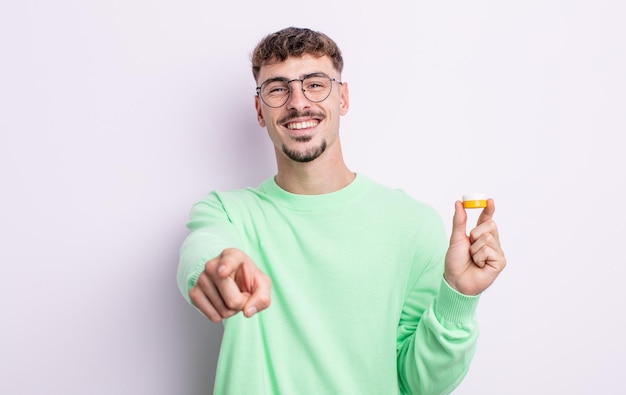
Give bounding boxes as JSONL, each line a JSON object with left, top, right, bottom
{"left": 462, "top": 193, "right": 488, "bottom": 209}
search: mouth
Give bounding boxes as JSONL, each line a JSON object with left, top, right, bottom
{"left": 285, "top": 119, "right": 320, "bottom": 130}
{"left": 280, "top": 111, "right": 324, "bottom": 131}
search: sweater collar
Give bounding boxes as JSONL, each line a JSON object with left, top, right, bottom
{"left": 258, "top": 173, "right": 369, "bottom": 212}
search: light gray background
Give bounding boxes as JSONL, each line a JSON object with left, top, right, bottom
{"left": 1, "top": 1, "right": 624, "bottom": 394}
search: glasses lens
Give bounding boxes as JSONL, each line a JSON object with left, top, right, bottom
{"left": 259, "top": 77, "right": 333, "bottom": 107}
{"left": 302, "top": 76, "right": 332, "bottom": 102}
{"left": 260, "top": 81, "right": 289, "bottom": 107}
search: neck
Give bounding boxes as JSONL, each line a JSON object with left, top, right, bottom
{"left": 274, "top": 147, "right": 355, "bottom": 195}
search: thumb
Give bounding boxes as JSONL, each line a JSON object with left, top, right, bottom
{"left": 450, "top": 200, "right": 468, "bottom": 243}
{"left": 242, "top": 269, "right": 272, "bottom": 318}
{"left": 476, "top": 198, "right": 496, "bottom": 226}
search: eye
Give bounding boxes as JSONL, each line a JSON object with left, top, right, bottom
{"left": 304, "top": 79, "right": 328, "bottom": 91}
{"left": 264, "top": 82, "right": 289, "bottom": 96}
{"left": 269, "top": 86, "right": 287, "bottom": 94}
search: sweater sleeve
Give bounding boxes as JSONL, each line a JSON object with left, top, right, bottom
{"left": 176, "top": 192, "right": 245, "bottom": 304}
{"left": 396, "top": 212, "right": 480, "bottom": 395}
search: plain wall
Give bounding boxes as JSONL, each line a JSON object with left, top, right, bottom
{"left": 1, "top": 1, "right": 624, "bottom": 394}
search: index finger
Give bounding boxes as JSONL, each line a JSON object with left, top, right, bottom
{"left": 213, "top": 248, "right": 248, "bottom": 278}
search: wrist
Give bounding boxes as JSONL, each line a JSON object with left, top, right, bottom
{"left": 443, "top": 272, "right": 483, "bottom": 296}
{"left": 435, "top": 278, "right": 481, "bottom": 325}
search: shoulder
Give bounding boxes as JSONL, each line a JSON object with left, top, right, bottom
{"left": 360, "top": 175, "right": 441, "bottom": 220}
{"left": 198, "top": 179, "right": 271, "bottom": 204}
{"left": 188, "top": 180, "right": 272, "bottom": 219}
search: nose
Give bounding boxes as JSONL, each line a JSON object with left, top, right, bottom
{"left": 285, "top": 79, "right": 310, "bottom": 110}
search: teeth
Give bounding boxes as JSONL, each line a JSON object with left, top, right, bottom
{"left": 287, "top": 120, "right": 317, "bottom": 130}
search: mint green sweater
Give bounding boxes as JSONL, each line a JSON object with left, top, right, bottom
{"left": 178, "top": 174, "right": 480, "bottom": 395}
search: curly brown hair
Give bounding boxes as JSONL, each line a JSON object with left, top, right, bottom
{"left": 251, "top": 27, "right": 344, "bottom": 81}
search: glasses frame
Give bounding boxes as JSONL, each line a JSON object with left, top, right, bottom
{"left": 255, "top": 73, "right": 342, "bottom": 108}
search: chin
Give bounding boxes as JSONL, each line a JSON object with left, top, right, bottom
{"left": 282, "top": 140, "right": 327, "bottom": 163}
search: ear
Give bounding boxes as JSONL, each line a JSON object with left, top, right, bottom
{"left": 339, "top": 81, "right": 350, "bottom": 116}
{"left": 255, "top": 95, "right": 266, "bottom": 127}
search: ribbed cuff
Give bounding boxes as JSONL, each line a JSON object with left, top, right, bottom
{"left": 434, "top": 278, "right": 481, "bottom": 325}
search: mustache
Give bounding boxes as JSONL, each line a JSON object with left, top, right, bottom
{"left": 278, "top": 111, "right": 325, "bottom": 124}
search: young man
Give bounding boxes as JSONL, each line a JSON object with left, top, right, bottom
{"left": 177, "top": 27, "right": 506, "bottom": 394}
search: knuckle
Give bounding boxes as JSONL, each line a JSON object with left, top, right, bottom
{"left": 491, "top": 221, "right": 498, "bottom": 232}
{"left": 222, "top": 309, "right": 237, "bottom": 319}
{"left": 221, "top": 247, "right": 240, "bottom": 259}
{"left": 500, "top": 255, "right": 508, "bottom": 267}
{"left": 256, "top": 294, "right": 272, "bottom": 309}
{"left": 204, "top": 258, "right": 218, "bottom": 273}
{"left": 189, "top": 286, "right": 203, "bottom": 304}
{"left": 217, "top": 249, "right": 245, "bottom": 270}
{"left": 196, "top": 273, "right": 218, "bottom": 290}
{"left": 224, "top": 297, "right": 245, "bottom": 311}
{"left": 195, "top": 273, "right": 208, "bottom": 287}
{"left": 207, "top": 312, "right": 222, "bottom": 323}
{"left": 261, "top": 273, "right": 272, "bottom": 285}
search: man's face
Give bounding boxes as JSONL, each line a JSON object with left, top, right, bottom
{"left": 255, "top": 55, "right": 349, "bottom": 163}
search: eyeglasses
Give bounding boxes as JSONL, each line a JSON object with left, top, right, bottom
{"left": 256, "top": 73, "right": 342, "bottom": 108}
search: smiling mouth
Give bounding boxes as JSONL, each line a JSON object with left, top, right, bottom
{"left": 285, "top": 120, "right": 319, "bottom": 130}
{"left": 280, "top": 111, "right": 324, "bottom": 130}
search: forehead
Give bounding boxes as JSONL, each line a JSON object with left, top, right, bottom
{"left": 257, "top": 55, "right": 337, "bottom": 83}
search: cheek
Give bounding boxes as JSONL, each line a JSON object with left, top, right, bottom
{"left": 265, "top": 125, "right": 284, "bottom": 147}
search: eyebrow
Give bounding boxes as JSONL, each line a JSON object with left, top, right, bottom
{"left": 302, "top": 72, "right": 330, "bottom": 79}
{"left": 258, "top": 72, "right": 332, "bottom": 87}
